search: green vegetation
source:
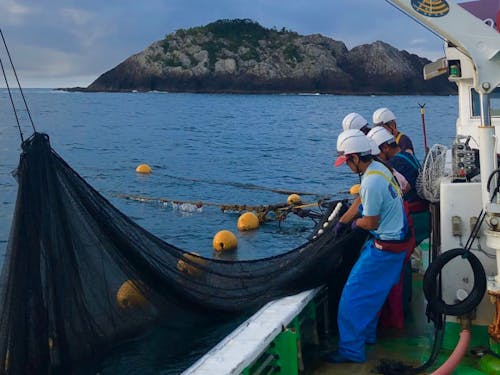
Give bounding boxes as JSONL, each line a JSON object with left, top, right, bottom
{"left": 175, "top": 29, "right": 187, "bottom": 38}
{"left": 159, "top": 19, "right": 301, "bottom": 69}
{"left": 200, "top": 40, "right": 225, "bottom": 69}
{"left": 240, "top": 47, "right": 260, "bottom": 62}
{"left": 163, "top": 56, "right": 183, "bottom": 67}
{"left": 283, "top": 44, "right": 303, "bottom": 63}
{"left": 161, "top": 40, "right": 170, "bottom": 54}
{"left": 146, "top": 52, "right": 169, "bottom": 65}
{"left": 196, "top": 19, "right": 297, "bottom": 67}
{"left": 203, "top": 19, "right": 270, "bottom": 46}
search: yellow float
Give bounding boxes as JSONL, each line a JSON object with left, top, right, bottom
{"left": 237, "top": 211, "right": 260, "bottom": 231}
{"left": 176, "top": 252, "right": 206, "bottom": 276}
{"left": 135, "top": 164, "right": 152, "bottom": 174}
{"left": 212, "top": 230, "right": 238, "bottom": 251}
{"left": 116, "top": 280, "right": 148, "bottom": 310}
{"left": 287, "top": 193, "right": 302, "bottom": 205}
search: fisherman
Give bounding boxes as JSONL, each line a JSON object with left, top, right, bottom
{"left": 343, "top": 138, "right": 410, "bottom": 223}
{"left": 367, "top": 126, "right": 422, "bottom": 329}
{"left": 368, "top": 138, "right": 410, "bottom": 195}
{"left": 373, "top": 107, "right": 414, "bottom": 154}
{"left": 327, "top": 129, "right": 410, "bottom": 363}
{"left": 367, "top": 126, "right": 428, "bottom": 244}
{"left": 341, "top": 112, "right": 371, "bottom": 134}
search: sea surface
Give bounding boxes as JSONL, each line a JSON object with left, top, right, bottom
{"left": 0, "top": 89, "right": 457, "bottom": 373}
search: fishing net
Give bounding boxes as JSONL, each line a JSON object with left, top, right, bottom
{"left": 416, "top": 144, "right": 449, "bottom": 203}
{"left": 0, "top": 132, "right": 365, "bottom": 374}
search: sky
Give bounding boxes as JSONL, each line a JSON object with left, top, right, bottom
{"left": 0, "top": 0, "right": 472, "bottom": 88}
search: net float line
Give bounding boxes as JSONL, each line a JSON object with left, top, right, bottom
{"left": 115, "top": 193, "right": 330, "bottom": 222}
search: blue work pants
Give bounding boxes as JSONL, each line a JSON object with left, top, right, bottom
{"left": 337, "top": 239, "right": 406, "bottom": 362}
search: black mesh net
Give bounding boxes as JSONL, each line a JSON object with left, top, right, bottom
{"left": 0, "top": 132, "right": 365, "bottom": 374}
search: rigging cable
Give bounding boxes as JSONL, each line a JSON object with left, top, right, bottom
{"left": 0, "top": 41, "right": 23, "bottom": 142}
{"left": 161, "top": 172, "right": 328, "bottom": 197}
{"left": 0, "top": 28, "right": 37, "bottom": 141}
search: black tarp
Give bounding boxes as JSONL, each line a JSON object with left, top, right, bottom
{"left": 0, "top": 133, "right": 365, "bottom": 374}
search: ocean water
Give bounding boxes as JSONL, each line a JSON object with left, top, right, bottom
{"left": 0, "top": 89, "right": 457, "bottom": 373}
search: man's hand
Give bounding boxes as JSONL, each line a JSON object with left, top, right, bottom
{"left": 333, "top": 221, "right": 348, "bottom": 236}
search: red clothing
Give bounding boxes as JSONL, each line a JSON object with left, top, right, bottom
{"left": 379, "top": 203, "right": 416, "bottom": 329}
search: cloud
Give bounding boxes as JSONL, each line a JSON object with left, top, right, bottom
{"left": 0, "top": 0, "right": 448, "bottom": 88}
{"left": 5, "top": 45, "right": 78, "bottom": 76}
{"left": 0, "top": 0, "right": 35, "bottom": 25}
{"left": 59, "top": 7, "right": 92, "bottom": 26}
{"left": 59, "top": 7, "right": 112, "bottom": 49}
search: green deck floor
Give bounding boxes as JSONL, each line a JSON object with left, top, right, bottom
{"left": 306, "top": 275, "right": 492, "bottom": 375}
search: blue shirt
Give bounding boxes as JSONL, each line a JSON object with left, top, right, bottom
{"left": 360, "top": 161, "right": 407, "bottom": 241}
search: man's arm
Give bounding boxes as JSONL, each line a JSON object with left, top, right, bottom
{"left": 339, "top": 197, "right": 361, "bottom": 224}
{"left": 354, "top": 215, "right": 379, "bottom": 230}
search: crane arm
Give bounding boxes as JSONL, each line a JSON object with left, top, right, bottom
{"left": 387, "top": 0, "right": 500, "bottom": 93}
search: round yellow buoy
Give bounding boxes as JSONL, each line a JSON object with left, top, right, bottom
{"left": 212, "top": 230, "right": 238, "bottom": 251}
{"left": 116, "top": 280, "right": 148, "bottom": 310}
{"left": 349, "top": 184, "right": 360, "bottom": 195}
{"left": 287, "top": 193, "right": 302, "bottom": 205}
{"left": 237, "top": 212, "right": 260, "bottom": 231}
{"left": 177, "top": 252, "right": 206, "bottom": 276}
{"left": 135, "top": 164, "right": 152, "bottom": 174}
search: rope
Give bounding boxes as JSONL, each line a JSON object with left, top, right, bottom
{"left": 115, "top": 193, "right": 329, "bottom": 222}
{"left": 0, "top": 28, "right": 37, "bottom": 143}
{"left": 0, "top": 47, "right": 23, "bottom": 142}
{"left": 464, "top": 209, "right": 486, "bottom": 253}
{"left": 116, "top": 193, "right": 211, "bottom": 207}
{"left": 162, "top": 173, "right": 328, "bottom": 197}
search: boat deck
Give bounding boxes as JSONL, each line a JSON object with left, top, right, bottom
{"left": 306, "top": 274, "right": 486, "bottom": 375}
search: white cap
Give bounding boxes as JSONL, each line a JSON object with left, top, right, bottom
{"left": 336, "top": 129, "right": 362, "bottom": 151}
{"left": 335, "top": 129, "right": 372, "bottom": 167}
{"left": 373, "top": 107, "right": 396, "bottom": 126}
{"left": 368, "top": 138, "right": 381, "bottom": 156}
{"left": 342, "top": 112, "right": 369, "bottom": 131}
{"left": 367, "top": 126, "right": 396, "bottom": 147}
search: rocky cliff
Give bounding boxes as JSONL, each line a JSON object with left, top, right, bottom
{"left": 80, "top": 19, "right": 454, "bottom": 95}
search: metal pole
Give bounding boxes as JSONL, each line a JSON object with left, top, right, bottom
{"left": 419, "top": 103, "right": 429, "bottom": 155}
{"left": 480, "top": 92, "right": 491, "bottom": 127}
{"left": 478, "top": 92, "right": 497, "bottom": 209}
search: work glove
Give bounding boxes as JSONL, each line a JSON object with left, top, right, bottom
{"left": 333, "top": 221, "right": 348, "bottom": 236}
{"left": 351, "top": 220, "right": 358, "bottom": 230}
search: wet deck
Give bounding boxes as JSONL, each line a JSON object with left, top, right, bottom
{"left": 305, "top": 274, "right": 486, "bottom": 375}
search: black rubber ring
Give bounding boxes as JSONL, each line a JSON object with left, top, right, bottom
{"left": 423, "top": 248, "right": 486, "bottom": 316}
